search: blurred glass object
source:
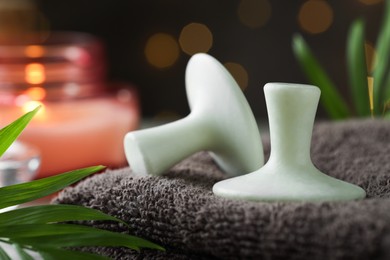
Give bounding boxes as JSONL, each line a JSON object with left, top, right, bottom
{"left": 0, "top": 141, "right": 40, "bottom": 187}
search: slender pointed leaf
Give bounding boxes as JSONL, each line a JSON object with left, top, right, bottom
{"left": 0, "top": 166, "right": 105, "bottom": 209}
{"left": 292, "top": 34, "right": 350, "bottom": 119}
{"left": 382, "top": 70, "right": 390, "bottom": 110}
{"left": 37, "top": 247, "right": 108, "bottom": 260}
{"left": 347, "top": 19, "right": 370, "bottom": 116}
{"left": 0, "top": 106, "right": 40, "bottom": 158}
{"left": 2, "top": 224, "right": 164, "bottom": 251}
{"left": 0, "top": 205, "right": 127, "bottom": 226}
{"left": 373, "top": 0, "right": 390, "bottom": 113}
{"left": 0, "top": 246, "right": 11, "bottom": 260}
{"left": 14, "top": 234, "right": 140, "bottom": 251}
{"left": 0, "top": 223, "right": 98, "bottom": 237}
{"left": 14, "top": 244, "right": 34, "bottom": 260}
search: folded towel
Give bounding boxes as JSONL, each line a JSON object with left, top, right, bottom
{"left": 54, "top": 119, "right": 390, "bottom": 259}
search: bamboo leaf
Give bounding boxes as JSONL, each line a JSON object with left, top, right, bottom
{"left": 347, "top": 19, "right": 370, "bottom": 116}
{"left": 1, "top": 224, "right": 164, "bottom": 251}
{"left": 373, "top": 0, "right": 390, "bottom": 113}
{"left": 0, "top": 205, "right": 127, "bottom": 226}
{"left": 0, "top": 246, "right": 11, "bottom": 260}
{"left": 0, "top": 106, "right": 40, "bottom": 158}
{"left": 37, "top": 247, "right": 108, "bottom": 260}
{"left": 14, "top": 244, "right": 34, "bottom": 260}
{"left": 292, "top": 34, "right": 350, "bottom": 119}
{"left": 0, "top": 166, "right": 105, "bottom": 209}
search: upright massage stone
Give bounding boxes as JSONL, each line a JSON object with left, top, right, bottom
{"left": 213, "top": 83, "right": 366, "bottom": 202}
{"left": 124, "top": 53, "right": 263, "bottom": 177}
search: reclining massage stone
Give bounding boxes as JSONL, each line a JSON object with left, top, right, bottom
{"left": 124, "top": 53, "right": 264, "bottom": 177}
{"left": 213, "top": 83, "right": 366, "bottom": 202}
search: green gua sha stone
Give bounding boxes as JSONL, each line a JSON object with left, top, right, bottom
{"left": 213, "top": 83, "right": 366, "bottom": 202}
{"left": 124, "top": 53, "right": 264, "bottom": 177}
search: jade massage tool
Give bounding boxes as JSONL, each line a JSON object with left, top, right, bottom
{"left": 213, "top": 83, "right": 366, "bottom": 202}
{"left": 124, "top": 53, "right": 264, "bottom": 176}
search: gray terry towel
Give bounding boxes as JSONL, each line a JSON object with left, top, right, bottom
{"left": 54, "top": 119, "right": 390, "bottom": 260}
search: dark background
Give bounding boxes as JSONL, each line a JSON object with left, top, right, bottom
{"left": 37, "top": 0, "right": 384, "bottom": 119}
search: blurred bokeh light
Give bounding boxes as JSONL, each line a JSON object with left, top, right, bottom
{"left": 224, "top": 62, "right": 249, "bottom": 90}
{"left": 25, "top": 45, "right": 45, "bottom": 57}
{"left": 238, "top": 0, "right": 271, "bottom": 28}
{"left": 145, "top": 33, "right": 180, "bottom": 69}
{"left": 25, "top": 63, "right": 45, "bottom": 84}
{"left": 179, "top": 23, "right": 213, "bottom": 55}
{"left": 298, "top": 0, "right": 334, "bottom": 34}
{"left": 25, "top": 0, "right": 385, "bottom": 119}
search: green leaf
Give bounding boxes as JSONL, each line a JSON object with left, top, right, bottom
{"left": 0, "top": 224, "right": 164, "bottom": 251}
{"left": 0, "top": 246, "right": 11, "bottom": 260}
{"left": 373, "top": 0, "right": 390, "bottom": 113}
{"left": 37, "top": 248, "right": 108, "bottom": 260}
{"left": 14, "top": 244, "right": 34, "bottom": 260}
{"left": 292, "top": 34, "right": 350, "bottom": 119}
{"left": 0, "top": 205, "right": 127, "bottom": 226}
{"left": 0, "top": 106, "right": 40, "bottom": 158}
{"left": 383, "top": 69, "right": 390, "bottom": 110}
{"left": 0, "top": 101, "right": 164, "bottom": 258}
{"left": 0, "top": 223, "right": 98, "bottom": 238}
{"left": 0, "top": 166, "right": 105, "bottom": 209}
{"left": 347, "top": 19, "right": 370, "bottom": 116}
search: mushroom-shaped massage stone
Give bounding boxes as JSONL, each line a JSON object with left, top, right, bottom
{"left": 124, "top": 53, "right": 264, "bottom": 177}
{"left": 213, "top": 83, "right": 366, "bottom": 202}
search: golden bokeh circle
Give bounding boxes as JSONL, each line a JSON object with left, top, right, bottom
{"left": 145, "top": 33, "right": 180, "bottom": 69}
{"left": 298, "top": 0, "right": 334, "bottom": 34}
{"left": 224, "top": 62, "right": 249, "bottom": 90}
{"left": 179, "top": 23, "right": 213, "bottom": 55}
{"left": 238, "top": 0, "right": 272, "bottom": 28}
